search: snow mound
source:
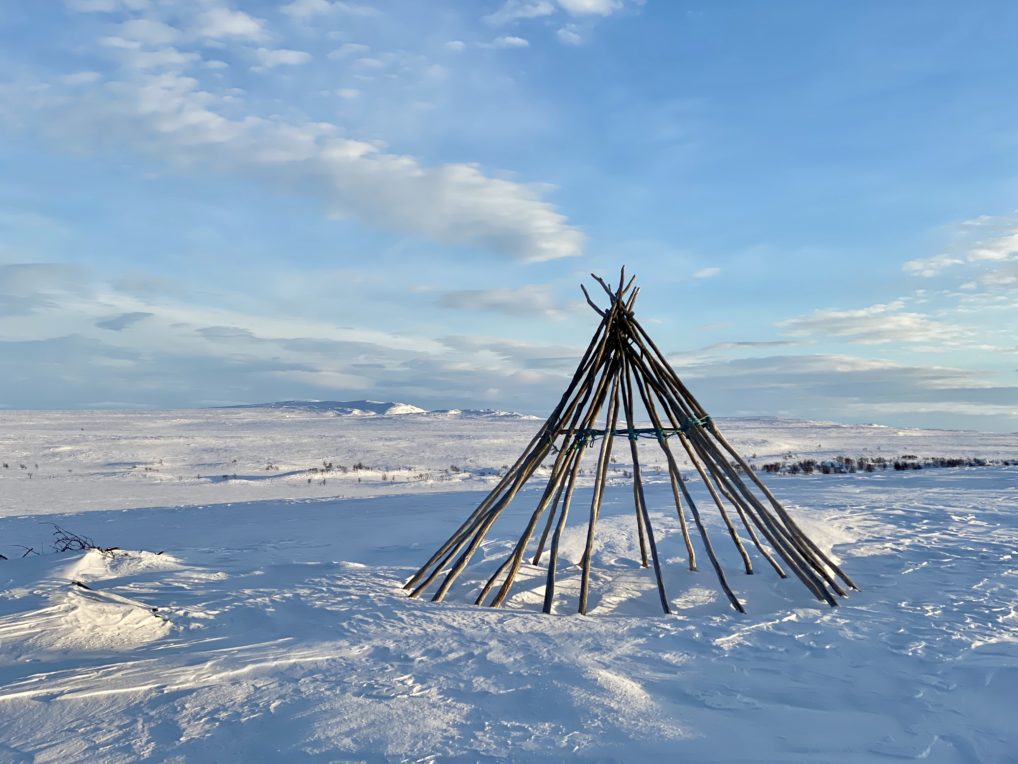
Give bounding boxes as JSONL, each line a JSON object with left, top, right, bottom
{"left": 59, "top": 548, "right": 184, "bottom": 584}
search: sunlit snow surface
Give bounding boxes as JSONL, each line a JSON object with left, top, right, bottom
{"left": 0, "top": 409, "right": 1016, "bottom": 762}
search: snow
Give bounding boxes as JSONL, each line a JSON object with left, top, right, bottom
{"left": 0, "top": 410, "right": 1016, "bottom": 761}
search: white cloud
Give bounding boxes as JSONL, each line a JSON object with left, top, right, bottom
{"left": 282, "top": 0, "right": 379, "bottom": 17}
{"left": 692, "top": 266, "right": 720, "bottom": 279}
{"left": 485, "top": 1, "right": 556, "bottom": 26}
{"left": 336, "top": 2, "right": 380, "bottom": 15}
{"left": 118, "top": 18, "right": 181, "bottom": 46}
{"left": 857, "top": 400, "right": 1018, "bottom": 418}
{"left": 904, "top": 220, "right": 1018, "bottom": 278}
{"left": 903, "top": 253, "right": 963, "bottom": 278}
{"left": 193, "top": 8, "right": 266, "bottom": 41}
{"left": 484, "top": 0, "right": 626, "bottom": 35}
{"left": 671, "top": 352, "right": 1018, "bottom": 428}
{"left": 121, "top": 47, "right": 201, "bottom": 71}
{"left": 255, "top": 48, "right": 313, "bottom": 68}
{"left": 968, "top": 231, "right": 1018, "bottom": 262}
{"left": 557, "top": 0, "right": 622, "bottom": 16}
{"left": 0, "top": 263, "right": 597, "bottom": 410}
{"left": 328, "top": 43, "right": 370, "bottom": 59}
{"left": 30, "top": 70, "right": 582, "bottom": 261}
{"left": 60, "top": 71, "right": 102, "bottom": 85}
{"left": 445, "top": 40, "right": 467, "bottom": 52}
{"left": 491, "top": 35, "right": 530, "bottom": 49}
{"left": 100, "top": 36, "right": 142, "bottom": 50}
{"left": 65, "top": 0, "right": 149, "bottom": 11}
{"left": 439, "top": 286, "right": 566, "bottom": 318}
{"left": 556, "top": 25, "right": 583, "bottom": 45}
{"left": 336, "top": 88, "right": 360, "bottom": 98}
{"left": 779, "top": 301, "right": 967, "bottom": 345}
{"left": 352, "top": 56, "right": 385, "bottom": 70}
{"left": 281, "top": 0, "right": 332, "bottom": 17}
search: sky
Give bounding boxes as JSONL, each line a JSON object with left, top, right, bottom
{"left": 0, "top": 0, "right": 1016, "bottom": 431}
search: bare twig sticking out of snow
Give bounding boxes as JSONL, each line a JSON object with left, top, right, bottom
{"left": 49, "top": 523, "right": 120, "bottom": 557}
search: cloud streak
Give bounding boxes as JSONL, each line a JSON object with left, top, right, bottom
{"left": 439, "top": 285, "right": 566, "bottom": 318}
{"left": 15, "top": 8, "right": 583, "bottom": 263}
{"left": 904, "top": 218, "right": 1018, "bottom": 282}
{"left": 95, "top": 311, "right": 154, "bottom": 331}
{"left": 779, "top": 301, "right": 967, "bottom": 345}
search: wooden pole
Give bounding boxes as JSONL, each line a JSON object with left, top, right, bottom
{"left": 485, "top": 322, "right": 631, "bottom": 608}
{"left": 628, "top": 354, "right": 746, "bottom": 613}
{"left": 578, "top": 370, "right": 622, "bottom": 615}
{"left": 676, "top": 431, "right": 754, "bottom": 574}
{"left": 621, "top": 355, "right": 670, "bottom": 613}
{"left": 475, "top": 437, "right": 584, "bottom": 606}
{"left": 542, "top": 435, "right": 587, "bottom": 614}
{"left": 708, "top": 468, "right": 787, "bottom": 578}
{"left": 624, "top": 307, "right": 856, "bottom": 598}
{"left": 710, "top": 426, "right": 859, "bottom": 592}
{"left": 426, "top": 290, "right": 632, "bottom": 604}
{"left": 403, "top": 310, "right": 613, "bottom": 592}
{"left": 622, "top": 344, "right": 840, "bottom": 604}
{"left": 406, "top": 272, "right": 855, "bottom": 615}
{"left": 408, "top": 308, "right": 620, "bottom": 600}
{"left": 484, "top": 357, "right": 619, "bottom": 608}
{"left": 531, "top": 443, "right": 582, "bottom": 566}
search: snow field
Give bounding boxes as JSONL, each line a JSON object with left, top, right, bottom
{"left": 0, "top": 411, "right": 1016, "bottom": 761}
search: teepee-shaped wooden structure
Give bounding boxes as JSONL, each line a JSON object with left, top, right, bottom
{"left": 405, "top": 270, "right": 858, "bottom": 614}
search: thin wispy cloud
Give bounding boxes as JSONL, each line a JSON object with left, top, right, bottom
{"left": 557, "top": 0, "right": 624, "bottom": 16}
{"left": 692, "top": 266, "right": 720, "bottom": 279}
{"left": 95, "top": 311, "right": 153, "bottom": 331}
{"left": 439, "top": 286, "right": 566, "bottom": 318}
{"left": 484, "top": 1, "right": 556, "bottom": 26}
{"left": 192, "top": 8, "right": 266, "bottom": 41}
{"left": 11, "top": 19, "right": 583, "bottom": 262}
{"left": 489, "top": 35, "right": 530, "bottom": 48}
{"left": 779, "top": 301, "right": 967, "bottom": 345}
{"left": 254, "top": 48, "right": 313, "bottom": 68}
{"left": 281, "top": 0, "right": 379, "bottom": 18}
{"left": 556, "top": 25, "right": 583, "bottom": 45}
{"left": 904, "top": 217, "right": 1018, "bottom": 279}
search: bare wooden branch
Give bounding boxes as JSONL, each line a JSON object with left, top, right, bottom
{"left": 580, "top": 284, "right": 606, "bottom": 317}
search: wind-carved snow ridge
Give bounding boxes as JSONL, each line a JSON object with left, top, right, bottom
{"left": 0, "top": 412, "right": 1016, "bottom": 760}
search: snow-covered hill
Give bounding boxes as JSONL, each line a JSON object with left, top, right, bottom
{"left": 224, "top": 399, "right": 542, "bottom": 420}
{"left": 0, "top": 410, "right": 1016, "bottom": 761}
{"left": 226, "top": 399, "right": 429, "bottom": 416}
{"left": 426, "top": 407, "right": 541, "bottom": 420}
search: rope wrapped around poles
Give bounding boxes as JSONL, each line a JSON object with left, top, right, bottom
{"left": 568, "top": 417, "right": 711, "bottom": 448}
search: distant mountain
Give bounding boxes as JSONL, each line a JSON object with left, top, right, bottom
{"left": 223, "top": 400, "right": 539, "bottom": 419}
{"left": 226, "top": 400, "right": 427, "bottom": 416}
{"left": 426, "top": 408, "right": 541, "bottom": 420}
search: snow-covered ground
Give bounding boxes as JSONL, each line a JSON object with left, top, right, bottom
{"left": 1, "top": 408, "right": 1016, "bottom": 762}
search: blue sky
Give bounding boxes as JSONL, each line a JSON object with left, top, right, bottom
{"left": 1, "top": 0, "right": 1016, "bottom": 431}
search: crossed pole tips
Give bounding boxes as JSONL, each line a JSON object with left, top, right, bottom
{"left": 404, "top": 268, "right": 859, "bottom": 615}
